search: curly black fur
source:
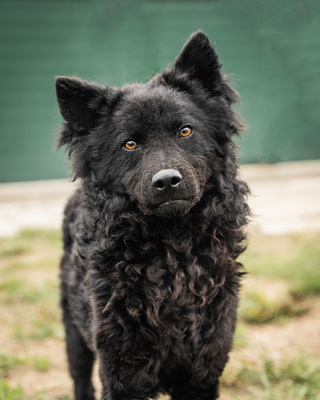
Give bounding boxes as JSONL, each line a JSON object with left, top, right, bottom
{"left": 56, "top": 31, "right": 250, "bottom": 400}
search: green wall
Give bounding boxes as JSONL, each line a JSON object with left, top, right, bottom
{"left": 0, "top": 0, "right": 319, "bottom": 182}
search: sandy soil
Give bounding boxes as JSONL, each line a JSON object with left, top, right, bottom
{"left": 2, "top": 291, "right": 320, "bottom": 400}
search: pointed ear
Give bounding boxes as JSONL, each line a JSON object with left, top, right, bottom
{"left": 55, "top": 76, "right": 107, "bottom": 133}
{"left": 172, "top": 31, "right": 223, "bottom": 95}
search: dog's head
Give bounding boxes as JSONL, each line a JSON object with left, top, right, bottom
{"left": 56, "top": 31, "right": 243, "bottom": 218}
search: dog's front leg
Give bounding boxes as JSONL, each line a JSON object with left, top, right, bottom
{"left": 96, "top": 343, "right": 162, "bottom": 400}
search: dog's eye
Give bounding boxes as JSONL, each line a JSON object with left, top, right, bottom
{"left": 124, "top": 140, "right": 138, "bottom": 150}
{"left": 179, "top": 126, "right": 192, "bottom": 137}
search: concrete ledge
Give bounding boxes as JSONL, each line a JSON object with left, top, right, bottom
{"left": 1, "top": 160, "right": 320, "bottom": 237}
{"left": 0, "top": 179, "right": 78, "bottom": 204}
{"left": 240, "top": 159, "right": 320, "bottom": 181}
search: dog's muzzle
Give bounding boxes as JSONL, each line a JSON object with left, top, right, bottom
{"left": 147, "top": 169, "right": 194, "bottom": 218}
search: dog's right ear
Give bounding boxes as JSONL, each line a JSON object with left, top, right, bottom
{"left": 55, "top": 76, "right": 108, "bottom": 140}
{"left": 56, "top": 77, "right": 115, "bottom": 179}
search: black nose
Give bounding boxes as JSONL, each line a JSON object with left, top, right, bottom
{"left": 152, "top": 169, "right": 182, "bottom": 192}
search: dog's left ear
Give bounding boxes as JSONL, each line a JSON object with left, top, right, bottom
{"left": 173, "top": 31, "right": 224, "bottom": 97}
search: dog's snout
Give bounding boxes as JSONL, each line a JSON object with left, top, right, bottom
{"left": 152, "top": 169, "right": 182, "bottom": 192}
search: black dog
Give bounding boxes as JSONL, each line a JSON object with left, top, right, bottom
{"left": 56, "top": 31, "right": 250, "bottom": 400}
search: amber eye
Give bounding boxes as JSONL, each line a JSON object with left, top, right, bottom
{"left": 179, "top": 126, "right": 192, "bottom": 137}
{"left": 124, "top": 140, "right": 138, "bottom": 150}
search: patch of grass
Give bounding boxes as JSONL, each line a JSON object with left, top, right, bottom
{"left": 0, "top": 277, "right": 62, "bottom": 342}
{"left": 1, "top": 262, "right": 28, "bottom": 274}
{"left": 0, "top": 354, "right": 24, "bottom": 378}
{"left": 0, "top": 229, "right": 61, "bottom": 258}
{"left": 0, "top": 353, "right": 51, "bottom": 400}
{"left": 26, "top": 320, "right": 62, "bottom": 341}
{"left": 30, "top": 357, "right": 51, "bottom": 372}
{"left": 30, "top": 301, "right": 64, "bottom": 340}
{"left": 2, "top": 257, "right": 59, "bottom": 277}
{"left": 0, "top": 229, "right": 62, "bottom": 272}
{"left": 0, "top": 280, "right": 60, "bottom": 343}
{"left": 0, "top": 380, "right": 24, "bottom": 400}
{"left": 0, "top": 279, "right": 58, "bottom": 305}
{"left": 0, "top": 353, "right": 51, "bottom": 376}
{"left": 0, "top": 279, "right": 39, "bottom": 304}
{"left": 13, "top": 229, "right": 61, "bottom": 249}
{"left": 225, "top": 356, "right": 320, "bottom": 400}
{"left": 0, "top": 380, "right": 63, "bottom": 400}
{"left": 12, "top": 307, "right": 63, "bottom": 342}
{"left": 239, "top": 290, "right": 306, "bottom": 324}
{"left": 233, "top": 324, "right": 247, "bottom": 349}
{"left": 0, "top": 243, "right": 30, "bottom": 258}
{"left": 241, "top": 232, "right": 320, "bottom": 297}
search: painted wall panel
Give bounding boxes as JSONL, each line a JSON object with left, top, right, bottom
{"left": 0, "top": 0, "right": 319, "bottom": 182}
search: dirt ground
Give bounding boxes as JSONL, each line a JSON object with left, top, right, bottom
{"left": 1, "top": 160, "right": 320, "bottom": 398}
{"left": 1, "top": 267, "right": 320, "bottom": 400}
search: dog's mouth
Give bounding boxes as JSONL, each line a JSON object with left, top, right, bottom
{"left": 150, "top": 199, "right": 194, "bottom": 218}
